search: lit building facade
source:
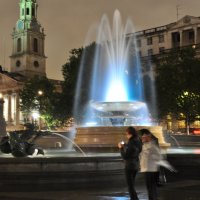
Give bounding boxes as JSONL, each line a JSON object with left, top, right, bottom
{"left": 128, "top": 15, "right": 200, "bottom": 57}
{"left": 128, "top": 15, "right": 200, "bottom": 131}
{"left": 1, "top": 1, "right": 200, "bottom": 132}
{"left": 0, "top": 0, "right": 60, "bottom": 131}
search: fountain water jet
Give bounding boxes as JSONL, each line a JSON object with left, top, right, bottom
{"left": 74, "top": 10, "right": 169, "bottom": 151}
{"left": 52, "top": 132, "right": 87, "bottom": 157}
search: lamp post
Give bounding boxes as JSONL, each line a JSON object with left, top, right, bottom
{"left": 37, "top": 90, "right": 43, "bottom": 130}
{"left": 0, "top": 93, "right": 6, "bottom": 137}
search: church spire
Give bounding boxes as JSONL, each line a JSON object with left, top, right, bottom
{"left": 19, "top": 0, "right": 37, "bottom": 20}
{"left": 16, "top": 0, "right": 42, "bottom": 32}
{"left": 10, "top": 0, "right": 46, "bottom": 78}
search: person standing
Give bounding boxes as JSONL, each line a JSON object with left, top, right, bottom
{"left": 139, "top": 129, "right": 161, "bottom": 200}
{"left": 118, "top": 126, "right": 142, "bottom": 200}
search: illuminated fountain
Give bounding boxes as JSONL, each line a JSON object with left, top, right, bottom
{"left": 1, "top": 10, "right": 198, "bottom": 193}
{"left": 74, "top": 10, "right": 169, "bottom": 151}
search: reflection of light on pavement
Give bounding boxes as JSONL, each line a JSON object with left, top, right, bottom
{"left": 98, "top": 197, "right": 128, "bottom": 200}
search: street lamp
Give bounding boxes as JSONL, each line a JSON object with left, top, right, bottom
{"left": 37, "top": 90, "right": 43, "bottom": 130}
{"left": 38, "top": 90, "right": 43, "bottom": 96}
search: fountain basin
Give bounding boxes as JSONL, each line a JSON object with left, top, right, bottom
{"left": 0, "top": 154, "right": 126, "bottom": 191}
{"left": 0, "top": 149, "right": 200, "bottom": 191}
{"left": 75, "top": 126, "right": 170, "bottom": 152}
{"left": 91, "top": 101, "right": 147, "bottom": 112}
{"left": 91, "top": 101, "right": 151, "bottom": 126}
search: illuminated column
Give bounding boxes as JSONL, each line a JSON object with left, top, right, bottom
{"left": 7, "top": 92, "right": 12, "bottom": 125}
{"left": 194, "top": 27, "right": 198, "bottom": 44}
{"left": 179, "top": 30, "right": 183, "bottom": 47}
{"left": 0, "top": 93, "right": 6, "bottom": 137}
{"left": 11, "top": 94, "right": 16, "bottom": 124}
{"left": 15, "top": 92, "right": 20, "bottom": 125}
{"left": 3, "top": 95, "right": 8, "bottom": 121}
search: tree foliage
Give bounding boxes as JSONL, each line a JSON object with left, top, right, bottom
{"left": 19, "top": 76, "right": 58, "bottom": 129}
{"left": 156, "top": 47, "right": 200, "bottom": 129}
{"left": 61, "top": 42, "right": 97, "bottom": 123}
{"left": 19, "top": 43, "right": 97, "bottom": 128}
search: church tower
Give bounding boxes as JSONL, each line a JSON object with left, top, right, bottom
{"left": 10, "top": 0, "right": 46, "bottom": 77}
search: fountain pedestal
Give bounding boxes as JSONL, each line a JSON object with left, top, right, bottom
{"left": 75, "top": 126, "right": 170, "bottom": 152}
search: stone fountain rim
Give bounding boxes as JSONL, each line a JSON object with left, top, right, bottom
{"left": 90, "top": 100, "right": 147, "bottom": 112}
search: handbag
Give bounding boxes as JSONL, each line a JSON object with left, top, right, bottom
{"left": 157, "top": 167, "right": 167, "bottom": 187}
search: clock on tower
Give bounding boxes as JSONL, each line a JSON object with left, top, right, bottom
{"left": 17, "top": 20, "right": 24, "bottom": 30}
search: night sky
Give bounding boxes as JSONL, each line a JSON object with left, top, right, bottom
{"left": 0, "top": 0, "right": 200, "bottom": 80}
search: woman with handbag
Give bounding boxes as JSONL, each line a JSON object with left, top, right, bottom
{"left": 139, "top": 129, "right": 161, "bottom": 200}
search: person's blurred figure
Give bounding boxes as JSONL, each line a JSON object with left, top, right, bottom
{"left": 118, "top": 126, "right": 142, "bottom": 200}
{"left": 139, "top": 129, "right": 161, "bottom": 200}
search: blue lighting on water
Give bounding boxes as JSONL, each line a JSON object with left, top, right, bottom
{"left": 73, "top": 10, "right": 156, "bottom": 126}
{"left": 105, "top": 79, "right": 128, "bottom": 102}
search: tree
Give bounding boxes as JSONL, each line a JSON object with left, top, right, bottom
{"left": 19, "top": 43, "right": 97, "bottom": 128}
{"left": 19, "top": 76, "right": 58, "bottom": 129}
{"left": 61, "top": 42, "right": 97, "bottom": 124}
{"left": 156, "top": 47, "right": 200, "bottom": 133}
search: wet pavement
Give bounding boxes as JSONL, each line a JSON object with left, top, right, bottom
{"left": 0, "top": 185, "right": 147, "bottom": 200}
{"left": 1, "top": 147, "right": 200, "bottom": 200}
{"left": 1, "top": 179, "right": 200, "bottom": 200}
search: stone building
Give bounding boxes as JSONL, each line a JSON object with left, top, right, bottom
{"left": 1, "top": 0, "right": 200, "bottom": 132}
{"left": 128, "top": 15, "right": 200, "bottom": 57}
{"left": 128, "top": 15, "right": 200, "bottom": 131}
{"left": 0, "top": 0, "right": 61, "bottom": 131}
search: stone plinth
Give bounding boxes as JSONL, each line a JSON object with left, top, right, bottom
{"left": 75, "top": 126, "right": 170, "bottom": 152}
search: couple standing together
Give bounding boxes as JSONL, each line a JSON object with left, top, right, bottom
{"left": 118, "top": 127, "right": 161, "bottom": 200}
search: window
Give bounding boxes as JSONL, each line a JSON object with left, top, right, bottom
{"left": 33, "top": 38, "right": 38, "bottom": 52}
{"left": 17, "top": 38, "right": 21, "bottom": 52}
{"left": 138, "top": 51, "right": 142, "bottom": 57}
{"left": 159, "top": 35, "right": 164, "bottom": 43}
{"left": 147, "top": 37, "right": 152, "bottom": 45}
{"left": 137, "top": 39, "right": 141, "bottom": 47}
{"left": 148, "top": 49, "right": 153, "bottom": 56}
{"left": 26, "top": 8, "right": 30, "bottom": 15}
{"left": 159, "top": 47, "right": 165, "bottom": 53}
{"left": 32, "top": 7, "right": 35, "bottom": 17}
{"left": 34, "top": 61, "right": 39, "bottom": 68}
{"left": 189, "top": 31, "right": 194, "bottom": 41}
{"left": 16, "top": 60, "right": 21, "bottom": 67}
{"left": 172, "top": 32, "right": 180, "bottom": 43}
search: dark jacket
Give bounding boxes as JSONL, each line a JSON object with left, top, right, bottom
{"left": 120, "top": 136, "right": 142, "bottom": 170}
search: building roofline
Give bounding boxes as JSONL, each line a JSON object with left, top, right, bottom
{"left": 127, "top": 15, "right": 200, "bottom": 38}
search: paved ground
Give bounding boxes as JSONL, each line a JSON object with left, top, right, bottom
{"left": 1, "top": 147, "right": 200, "bottom": 200}
{"left": 1, "top": 179, "right": 200, "bottom": 200}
